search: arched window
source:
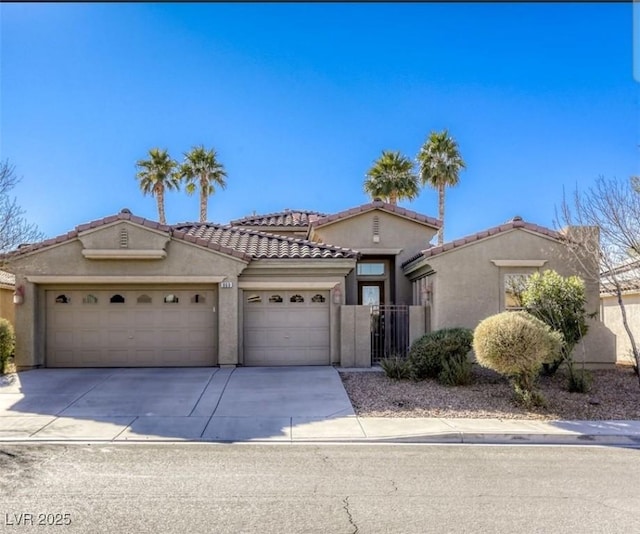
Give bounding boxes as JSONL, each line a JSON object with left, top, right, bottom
{"left": 83, "top": 294, "right": 98, "bottom": 304}
{"left": 268, "top": 295, "right": 283, "bottom": 303}
{"left": 290, "top": 294, "right": 304, "bottom": 303}
{"left": 110, "top": 294, "right": 125, "bottom": 304}
{"left": 164, "top": 294, "right": 179, "bottom": 304}
{"left": 55, "top": 294, "right": 70, "bottom": 304}
{"left": 137, "top": 294, "right": 152, "bottom": 304}
{"left": 246, "top": 294, "right": 262, "bottom": 303}
{"left": 311, "top": 294, "right": 326, "bottom": 303}
{"left": 191, "top": 294, "right": 206, "bottom": 304}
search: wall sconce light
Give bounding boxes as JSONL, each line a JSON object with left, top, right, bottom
{"left": 333, "top": 285, "right": 342, "bottom": 304}
{"left": 13, "top": 285, "right": 24, "bottom": 305}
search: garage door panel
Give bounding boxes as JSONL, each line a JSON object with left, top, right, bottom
{"left": 243, "top": 290, "right": 330, "bottom": 366}
{"left": 46, "top": 288, "right": 217, "bottom": 367}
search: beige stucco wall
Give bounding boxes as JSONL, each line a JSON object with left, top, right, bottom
{"left": 312, "top": 210, "right": 437, "bottom": 305}
{"left": 406, "top": 228, "right": 615, "bottom": 367}
{"left": 0, "top": 287, "right": 15, "bottom": 326}
{"left": 338, "top": 305, "right": 427, "bottom": 368}
{"left": 601, "top": 293, "right": 640, "bottom": 365}
{"left": 7, "top": 221, "right": 248, "bottom": 368}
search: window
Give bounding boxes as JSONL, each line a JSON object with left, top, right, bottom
{"left": 110, "top": 294, "right": 125, "bottom": 304}
{"left": 357, "top": 262, "right": 385, "bottom": 276}
{"left": 290, "top": 294, "right": 304, "bottom": 303}
{"left": 82, "top": 294, "right": 98, "bottom": 304}
{"left": 191, "top": 294, "right": 206, "bottom": 304}
{"left": 164, "top": 294, "right": 179, "bottom": 304}
{"left": 268, "top": 295, "right": 283, "bottom": 303}
{"left": 504, "top": 274, "right": 530, "bottom": 310}
{"left": 247, "top": 294, "right": 262, "bottom": 303}
{"left": 55, "top": 294, "right": 70, "bottom": 304}
{"left": 311, "top": 294, "right": 326, "bottom": 303}
{"left": 137, "top": 294, "right": 152, "bottom": 304}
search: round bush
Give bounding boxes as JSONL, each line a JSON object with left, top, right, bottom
{"left": 0, "top": 318, "right": 15, "bottom": 372}
{"left": 408, "top": 327, "right": 473, "bottom": 381}
{"left": 473, "top": 311, "right": 562, "bottom": 378}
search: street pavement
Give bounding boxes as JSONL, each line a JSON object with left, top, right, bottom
{"left": 1, "top": 367, "right": 639, "bottom": 446}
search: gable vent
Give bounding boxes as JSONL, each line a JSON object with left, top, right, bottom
{"left": 119, "top": 228, "right": 129, "bottom": 248}
{"left": 372, "top": 215, "right": 380, "bottom": 243}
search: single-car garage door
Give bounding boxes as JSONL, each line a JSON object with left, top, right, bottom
{"left": 243, "top": 290, "right": 330, "bottom": 366}
{"left": 46, "top": 288, "right": 216, "bottom": 367}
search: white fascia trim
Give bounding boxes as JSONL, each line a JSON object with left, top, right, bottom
{"left": 238, "top": 281, "right": 340, "bottom": 290}
{"left": 26, "top": 276, "right": 227, "bottom": 284}
{"left": 82, "top": 249, "right": 167, "bottom": 260}
{"left": 491, "top": 260, "right": 548, "bottom": 267}
{"left": 355, "top": 248, "right": 402, "bottom": 255}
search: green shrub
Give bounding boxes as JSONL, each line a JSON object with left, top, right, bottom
{"left": 567, "top": 368, "right": 592, "bottom": 393}
{"left": 473, "top": 311, "right": 563, "bottom": 408}
{"left": 0, "top": 318, "right": 15, "bottom": 374}
{"left": 520, "top": 270, "right": 592, "bottom": 377}
{"left": 407, "top": 327, "right": 474, "bottom": 384}
{"left": 438, "top": 356, "right": 473, "bottom": 386}
{"left": 380, "top": 356, "right": 411, "bottom": 380}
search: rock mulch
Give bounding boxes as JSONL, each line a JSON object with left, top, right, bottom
{"left": 339, "top": 365, "right": 640, "bottom": 420}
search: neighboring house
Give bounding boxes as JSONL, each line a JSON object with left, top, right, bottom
{"left": 3, "top": 201, "right": 616, "bottom": 369}
{"left": 600, "top": 260, "right": 640, "bottom": 365}
{"left": 0, "top": 270, "right": 15, "bottom": 326}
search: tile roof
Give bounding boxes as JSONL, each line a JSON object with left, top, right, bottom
{"left": 2, "top": 209, "right": 174, "bottom": 259}
{"left": 0, "top": 270, "right": 15, "bottom": 286}
{"left": 230, "top": 209, "right": 327, "bottom": 228}
{"left": 600, "top": 259, "right": 640, "bottom": 294}
{"left": 1, "top": 209, "right": 357, "bottom": 262}
{"left": 401, "top": 216, "right": 564, "bottom": 268}
{"left": 173, "top": 223, "right": 358, "bottom": 259}
{"left": 311, "top": 200, "right": 442, "bottom": 230}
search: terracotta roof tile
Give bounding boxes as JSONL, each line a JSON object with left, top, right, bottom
{"left": 0, "top": 270, "right": 15, "bottom": 286}
{"left": 173, "top": 223, "right": 358, "bottom": 260}
{"left": 3, "top": 210, "right": 172, "bottom": 259}
{"left": 230, "top": 209, "right": 327, "bottom": 228}
{"left": 401, "top": 217, "right": 564, "bottom": 268}
{"left": 311, "top": 200, "right": 442, "bottom": 230}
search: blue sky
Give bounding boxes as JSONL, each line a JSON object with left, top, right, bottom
{"left": 1, "top": 3, "right": 638, "bottom": 243}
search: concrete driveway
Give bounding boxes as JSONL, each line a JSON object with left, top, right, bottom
{"left": 0, "top": 367, "right": 357, "bottom": 442}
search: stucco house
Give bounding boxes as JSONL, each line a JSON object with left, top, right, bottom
{"left": 600, "top": 260, "right": 640, "bottom": 365}
{"left": 0, "top": 270, "right": 15, "bottom": 326}
{"left": 3, "top": 200, "right": 615, "bottom": 370}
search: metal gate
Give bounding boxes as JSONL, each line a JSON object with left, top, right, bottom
{"left": 370, "top": 305, "right": 410, "bottom": 364}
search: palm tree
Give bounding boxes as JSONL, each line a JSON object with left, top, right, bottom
{"left": 178, "top": 145, "right": 227, "bottom": 223}
{"left": 417, "top": 130, "right": 466, "bottom": 245}
{"left": 135, "top": 148, "right": 179, "bottom": 224}
{"left": 364, "top": 150, "right": 419, "bottom": 205}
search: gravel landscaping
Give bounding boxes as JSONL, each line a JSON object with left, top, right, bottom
{"left": 340, "top": 365, "right": 640, "bottom": 420}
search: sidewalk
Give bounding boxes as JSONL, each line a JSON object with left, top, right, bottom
{"left": 1, "top": 414, "right": 639, "bottom": 445}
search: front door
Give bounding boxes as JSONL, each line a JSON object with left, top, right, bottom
{"left": 358, "top": 281, "right": 384, "bottom": 306}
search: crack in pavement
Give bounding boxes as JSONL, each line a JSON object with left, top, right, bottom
{"left": 342, "top": 496, "right": 359, "bottom": 534}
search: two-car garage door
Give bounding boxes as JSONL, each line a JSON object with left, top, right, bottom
{"left": 243, "top": 290, "right": 330, "bottom": 366}
{"left": 46, "top": 288, "right": 216, "bottom": 367}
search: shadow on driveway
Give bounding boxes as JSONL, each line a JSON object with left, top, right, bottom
{"left": 0, "top": 367, "right": 357, "bottom": 442}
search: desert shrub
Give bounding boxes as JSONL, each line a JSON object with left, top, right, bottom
{"left": 438, "top": 356, "right": 473, "bottom": 386}
{"left": 567, "top": 368, "right": 593, "bottom": 393}
{"left": 407, "top": 327, "right": 473, "bottom": 384}
{"left": 521, "top": 270, "right": 593, "bottom": 378}
{"left": 473, "top": 311, "right": 562, "bottom": 407}
{"left": 0, "top": 318, "right": 15, "bottom": 374}
{"left": 380, "top": 356, "right": 411, "bottom": 380}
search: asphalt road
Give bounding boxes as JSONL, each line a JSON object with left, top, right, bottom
{"left": 1, "top": 443, "right": 639, "bottom": 533}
